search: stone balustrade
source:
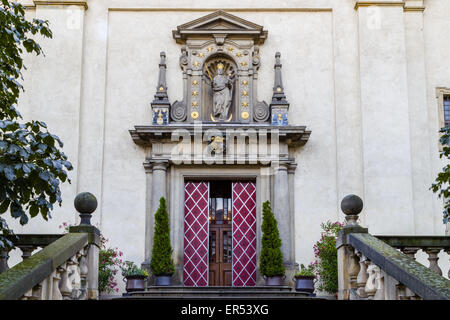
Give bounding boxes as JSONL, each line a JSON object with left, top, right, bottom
{"left": 375, "top": 236, "right": 450, "bottom": 279}
{"left": 337, "top": 195, "right": 450, "bottom": 300}
{"left": 0, "top": 192, "right": 100, "bottom": 300}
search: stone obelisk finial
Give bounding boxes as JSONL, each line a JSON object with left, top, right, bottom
{"left": 153, "top": 52, "right": 170, "bottom": 104}
{"left": 270, "top": 52, "right": 289, "bottom": 125}
{"left": 151, "top": 52, "right": 170, "bottom": 125}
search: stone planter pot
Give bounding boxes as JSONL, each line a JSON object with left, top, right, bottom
{"left": 125, "top": 276, "right": 147, "bottom": 292}
{"left": 154, "top": 275, "right": 173, "bottom": 286}
{"left": 264, "top": 275, "right": 284, "bottom": 286}
{"left": 294, "top": 275, "right": 315, "bottom": 293}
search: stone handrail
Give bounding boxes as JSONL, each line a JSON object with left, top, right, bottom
{"left": 0, "top": 234, "right": 64, "bottom": 272}
{"left": 0, "top": 192, "right": 101, "bottom": 300}
{"left": 375, "top": 235, "right": 449, "bottom": 278}
{"left": 337, "top": 195, "right": 450, "bottom": 300}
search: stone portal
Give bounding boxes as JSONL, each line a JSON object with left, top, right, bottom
{"left": 129, "top": 10, "right": 311, "bottom": 287}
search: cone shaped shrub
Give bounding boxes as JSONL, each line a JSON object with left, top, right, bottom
{"left": 259, "top": 200, "right": 285, "bottom": 277}
{"left": 150, "top": 197, "right": 175, "bottom": 276}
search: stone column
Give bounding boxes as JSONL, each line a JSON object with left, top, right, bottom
{"left": 272, "top": 162, "right": 295, "bottom": 281}
{"left": 143, "top": 160, "right": 169, "bottom": 272}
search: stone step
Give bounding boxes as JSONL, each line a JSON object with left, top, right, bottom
{"left": 112, "top": 286, "right": 322, "bottom": 300}
{"left": 134, "top": 285, "right": 293, "bottom": 292}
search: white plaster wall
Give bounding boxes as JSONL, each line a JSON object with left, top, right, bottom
{"left": 8, "top": 5, "right": 84, "bottom": 234}
{"left": 423, "top": 0, "right": 450, "bottom": 235}
{"left": 5, "top": 0, "right": 449, "bottom": 280}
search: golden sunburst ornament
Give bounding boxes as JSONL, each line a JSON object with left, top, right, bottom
{"left": 242, "top": 102, "right": 248, "bottom": 107}
{"left": 241, "top": 111, "right": 249, "bottom": 120}
{"left": 241, "top": 61, "right": 247, "bottom": 67}
{"left": 236, "top": 52, "right": 242, "bottom": 57}
{"left": 191, "top": 111, "right": 199, "bottom": 119}
{"left": 227, "top": 47, "right": 234, "bottom": 52}
{"left": 242, "top": 90, "right": 248, "bottom": 97}
{"left": 199, "top": 52, "right": 205, "bottom": 57}
{"left": 193, "top": 61, "right": 200, "bottom": 67}
{"left": 193, "top": 80, "right": 199, "bottom": 85}
{"left": 207, "top": 47, "right": 213, "bottom": 52}
{"left": 242, "top": 80, "right": 248, "bottom": 85}
{"left": 192, "top": 91, "right": 198, "bottom": 96}
{"left": 192, "top": 101, "right": 198, "bottom": 107}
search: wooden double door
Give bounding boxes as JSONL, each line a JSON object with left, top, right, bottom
{"left": 208, "top": 224, "right": 232, "bottom": 286}
{"left": 183, "top": 181, "right": 256, "bottom": 287}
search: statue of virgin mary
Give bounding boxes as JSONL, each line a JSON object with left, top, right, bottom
{"left": 212, "top": 63, "right": 233, "bottom": 120}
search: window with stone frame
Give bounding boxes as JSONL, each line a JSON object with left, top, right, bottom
{"left": 444, "top": 95, "right": 450, "bottom": 127}
{"left": 436, "top": 88, "right": 450, "bottom": 129}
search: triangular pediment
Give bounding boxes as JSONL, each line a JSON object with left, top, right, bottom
{"left": 173, "top": 10, "right": 268, "bottom": 44}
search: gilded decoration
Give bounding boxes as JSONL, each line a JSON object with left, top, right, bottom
{"left": 148, "top": 10, "right": 294, "bottom": 125}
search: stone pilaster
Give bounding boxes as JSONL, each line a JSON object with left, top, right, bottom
{"left": 356, "top": 0, "right": 415, "bottom": 233}
{"left": 142, "top": 160, "right": 169, "bottom": 272}
{"left": 272, "top": 162, "right": 296, "bottom": 284}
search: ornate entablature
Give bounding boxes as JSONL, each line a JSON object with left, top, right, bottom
{"left": 130, "top": 10, "right": 310, "bottom": 164}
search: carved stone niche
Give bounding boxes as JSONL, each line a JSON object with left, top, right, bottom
{"left": 171, "top": 10, "right": 270, "bottom": 123}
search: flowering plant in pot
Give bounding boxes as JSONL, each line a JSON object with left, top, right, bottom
{"left": 293, "top": 263, "right": 315, "bottom": 294}
{"left": 312, "top": 221, "right": 342, "bottom": 296}
{"left": 150, "top": 197, "right": 175, "bottom": 285}
{"left": 259, "top": 201, "right": 285, "bottom": 285}
{"left": 121, "top": 261, "right": 148, "bottom": 292}
{"left": 60, "top": 221, "right": 124, "bottom": 295}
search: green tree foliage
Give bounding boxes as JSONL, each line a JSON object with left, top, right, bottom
{"left": 431, "top": 126, "right": 450, "bottom": 224}
{"left": 150, "top": 197, "right": 175, "bottom": 276}
{"left": 0, "top": 1, "right": 72, "bottom": 251}
{"left": 259, "top": 200, "right": 285, "bottom": 277}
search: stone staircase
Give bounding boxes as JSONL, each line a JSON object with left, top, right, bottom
{"left": 113, "top": 286, "right": 325, "bottom": 300}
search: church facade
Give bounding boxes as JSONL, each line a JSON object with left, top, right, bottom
{"left": 8, "top": 0, "right": 450, "bottom": 289}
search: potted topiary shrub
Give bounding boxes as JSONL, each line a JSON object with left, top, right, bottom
{"left": 259, "top": 200, "right": 285, "bottom": 286}
{"left": 150, "top": 197, "right": 175, "bottom": 286}
{"left": 121, "top": 261, "right": 148, "bottom": 292}
{"left": 293, "top": 264, "right": 315, "bottom": 294}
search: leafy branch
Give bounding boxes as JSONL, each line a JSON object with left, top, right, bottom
{"left": 0, "top": 0, "right": 72, "bottom": 250}
{"left": 430, "top": 126, "right": 450, "bottom": 224}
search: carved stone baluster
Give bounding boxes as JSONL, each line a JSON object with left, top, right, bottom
{"left": 401, "top": 247, "right": 420, "bottom": 298}
{"left": 396, "top": 283, "right": 409, "bottom": 300}
{"left": 347, "top": 247, "right": 360, "bottom": 290}
{"left": 445, "top": 249, "right": 450, "bottom": 279}
{"left": 68, "top": 254, "right": 81, "bottom": 299}
{"left": 58, "top": 263, "right": 72, "bottom": 299}
{"left": 425, "top": 248, "right": 443, "bottom": 276}
{"left": 30, "top": 283, "right": 43, "bottom": 300}
{"left": 0, "top": 249, "right": 9, "bottom": 273}
{"left": 374, "top": 269, "right": 385, "bottom": 300}
{"left": 51, "top": 270, "right": 63, "bottom": 300}
{"left": 78, "top": 248, "right": 88, "bottom": 300}
{"left": 365, "top": 261, "right": 378, "bottom": 299}
{"left": 20, "top": 289, "right": 33, "bottom": 300}
{"left": 401, "top": 247, "right": 419, "bottom": 260}
{"left": 355, "top": 250, "right": 368, "bottom": 298}
{"left": 18, "top": 245, "right": 36, "bottom": 260}
{"left": 409, "top": 292, "right": 422, "bottom": 300}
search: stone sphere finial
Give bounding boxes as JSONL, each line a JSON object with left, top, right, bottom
{"left": 341, "top": 194, "right": 363, "bottom": 226}
{"left": 74, "top": 192, "right": 97, "bottom": 225}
